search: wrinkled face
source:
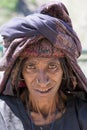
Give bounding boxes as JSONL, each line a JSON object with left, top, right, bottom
{"left": 22, "top": 57, "right": 63, "bottom": 100}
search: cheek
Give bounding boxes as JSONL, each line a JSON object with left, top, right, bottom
{"left": 22, "top": 72, "right": 36, "bottom": 90}
{"left": 50, "top": 71, "right": 63, "bottom": 89}
{"left": 50, "top": 71, "right": 63, "bottom": 82}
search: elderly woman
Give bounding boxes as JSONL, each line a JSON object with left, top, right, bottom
{"left": 0, "top": 1, "right": 87, "bottom": 130}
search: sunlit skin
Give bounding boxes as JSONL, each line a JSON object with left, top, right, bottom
{"left": 22, "top": 57, "right": 63, "bottom": 125}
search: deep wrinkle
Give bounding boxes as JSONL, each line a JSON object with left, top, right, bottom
{"left": 22, "top": 57, "right": 63, "bottom": 122}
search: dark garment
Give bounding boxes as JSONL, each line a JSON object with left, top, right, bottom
{"left": 0, "top": 95, "right": 87, "bottom": 130}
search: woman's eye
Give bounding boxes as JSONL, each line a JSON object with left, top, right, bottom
{"left": 26, "top": 64, "right": 36, "bottom": 70}
{"left": 48, "top": 64, "right": 57, "bottom": 70}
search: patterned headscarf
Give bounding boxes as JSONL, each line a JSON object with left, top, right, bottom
{"left": 0, "top": 1, "right": 87, "bottom": 95}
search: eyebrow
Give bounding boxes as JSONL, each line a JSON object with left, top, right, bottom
{"left": 24, "top": 61, "right": 38, "bottom": 65}
{"left": 25, "top": 58, "right": 60, "bottom": 65}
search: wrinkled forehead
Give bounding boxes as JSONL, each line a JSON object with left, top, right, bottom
{"left": 20, "top": 38, "right": 64, "bottom": 58}
{"left": 24, "top": 56, "right": 61, "bottom": 65}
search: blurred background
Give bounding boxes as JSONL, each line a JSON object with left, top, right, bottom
{"left": 0, "top": 0, "right": 87, "bottom": 77}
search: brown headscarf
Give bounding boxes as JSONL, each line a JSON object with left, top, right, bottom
{"left": 0, "top": 1, "right": 87, "bottom": 95}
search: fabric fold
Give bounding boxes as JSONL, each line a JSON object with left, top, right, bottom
{"left": 0, "top": 4, "right": 87, "bottom": 94}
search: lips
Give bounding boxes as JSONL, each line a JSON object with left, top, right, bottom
{"left": 35, "top": 87, "right": 53, "bottom": 94}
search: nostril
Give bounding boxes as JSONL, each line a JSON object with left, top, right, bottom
{"left": 36, "top": 77, "right": 50, "bottom": 85}
{"left": 36, "top": 79, "right": 40, "bottom": 84}
{"left": 47, "top": 77, "right": 49, "bottom": 82}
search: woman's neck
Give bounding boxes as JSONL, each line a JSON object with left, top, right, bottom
{"left": 28, "top": 94, "right": 66, "bottom": 125}
{"left": 29, "top": 94, "right": 58, "bottom": 117}
{"left": 37, "top": 100, "right": 56, "bottom": 117}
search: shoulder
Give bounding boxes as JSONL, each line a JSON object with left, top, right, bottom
{"left": 73, "top": 97, "right": 87, "bottom": 129}
{"left": 74, "top": 97, "right": 87, "bottom": 118}
{"left": 0, "top": 95, "right": 21, "bottom": 110}
{"left": 0, "top": 94, "right": 20, "bottom": 102}
{"left": 67, "top": 91, "right": 87, "bottom": 111}
{"left": 0, "top": 94, "right": 17, "bottom": 101}
{"left": 0, "top": 95, "right": 24, "bottom": 114}
{"left": 66, "top": 97, "right": 87, "bottom": 129}
{"left": 0, "top": 95, "right": 22, "bottom": 117}
{"left": 0, "top": 95, "right": 25, "bottom": 130}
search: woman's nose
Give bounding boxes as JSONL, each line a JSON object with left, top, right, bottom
{"left": 36, "top": 71, "right": 50, "bottom": 86}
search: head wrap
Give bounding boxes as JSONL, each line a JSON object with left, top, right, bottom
{"left": 0, "top": 1, "right": 87, "bottom": 95}
{"left": 19, "top": 38, "right": 65, "bottom": 58}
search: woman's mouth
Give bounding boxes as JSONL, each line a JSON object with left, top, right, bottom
{"left": 35, "top": 87, "right": 53, "bottom": 94}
